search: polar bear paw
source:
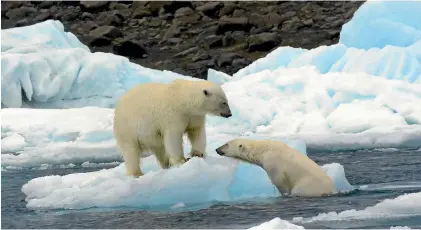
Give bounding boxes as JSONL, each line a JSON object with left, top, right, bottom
{"left": 169, "top": 156, "right": 188, "bottom": 167}
{"left": 189, "top": 149, "right": 206, "bottom": 158}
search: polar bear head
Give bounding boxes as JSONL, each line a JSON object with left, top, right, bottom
{"left": 215, "top": 139, "right": 264, "bottom": 165}
{"left": 171, "top": 79, "right": 232, "bottom": 118}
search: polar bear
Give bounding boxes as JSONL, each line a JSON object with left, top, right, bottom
{"left": 215, "top": 138, "right": 337, "bottom": 197}
{"left": 113, "top": 79, "right": 232, "bottom": 177}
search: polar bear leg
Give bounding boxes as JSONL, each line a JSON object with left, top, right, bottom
{"left": 291, "top": 178, "right": 327, "bottom": 197}
{"left": 164, "top": 130, "right": 187, "bottom": 166}
{"left": 187, "top": 126, "right": 206, "bottom": 158}
{"left": 151, "top": 146, "right": 170, "bottom": 169}
{"left": 120, "top": 143, "right": 144, "bottom": 177}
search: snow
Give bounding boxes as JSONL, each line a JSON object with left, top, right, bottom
{"left": 292, "top": 192, "right": 421, "bottom": 223}
{"left": 248, "top": 217, "right": 304, "bottom": 230}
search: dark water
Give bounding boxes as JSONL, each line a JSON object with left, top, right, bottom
{"left": 2, "top": 150, "right": 421, "bottom": 229}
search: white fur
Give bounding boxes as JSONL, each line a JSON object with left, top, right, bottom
{"left": 113, "top": 79, "right": 231, "bottom": 177}
{"left": 216, "top": 139, "right": 337, "bottom": 197}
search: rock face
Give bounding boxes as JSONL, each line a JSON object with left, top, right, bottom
{"left": 1, "top": 1, "right": 364, "bottom": 79}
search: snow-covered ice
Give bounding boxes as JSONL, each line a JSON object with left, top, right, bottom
{"left": 248, "top": 217, "right": 304, "bottom": 230}
{"left": 292, "top": 192, "right": 421, "bottom": 223}
{"left": 250, "top": 192, "right": 420, "bottom": 230}
{"left": 20, "top": 131, "right": 353, "bottom": 211}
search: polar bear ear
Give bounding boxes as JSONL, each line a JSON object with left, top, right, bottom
{"left": 203, "top": 89, "right": 211, "bottom": 97}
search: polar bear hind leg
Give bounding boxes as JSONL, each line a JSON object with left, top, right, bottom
{"left": 291, "top": 178, "right": 333, "bottom": 197}
{"left": 120, "top": 142, "right": 144, "bottom": 177}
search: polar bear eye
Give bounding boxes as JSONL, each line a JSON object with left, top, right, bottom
{"left": 239, "top": 144, "right": 242, "bottom": 148}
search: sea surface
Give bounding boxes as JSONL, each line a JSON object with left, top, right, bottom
{"left": 2, "top": 149, "right": 421, "bottom": 229}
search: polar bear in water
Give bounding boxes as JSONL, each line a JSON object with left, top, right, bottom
{"left": 216, "top": 138, "right": 337, "bottom": 197}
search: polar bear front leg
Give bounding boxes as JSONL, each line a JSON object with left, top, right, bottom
{"left": 187, "top": 126, "right": 206, "bottom": 158}
{"left": 164, "top": 130, "right": 187, "bottom": 167}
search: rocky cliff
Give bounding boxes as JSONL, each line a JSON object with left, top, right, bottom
{"left": 1, "top": 1, "right": 364, "bottom": 79}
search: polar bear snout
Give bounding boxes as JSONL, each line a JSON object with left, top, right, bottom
{"left": 219, "top": 101, "right": 232, "bottom": 118}
{"left": 220, "top": 112, "right": 232, "bottom": 118}
{"left": 215, "top": 146, "right": 226, "bottom": 155}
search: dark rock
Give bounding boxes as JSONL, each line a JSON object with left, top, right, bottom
{"left": 15, "top": 19, "right": 29, "bottom": 27}
{"left": 132, "top": 7, "right": 152, "bottom": 19}
{"left": 115, "top": 9, "right": 131, "bottom": 20}
{"left": 60, "top": 1, "right": 80, "bottom": 6}
{"left": 89, "top": 26, "right": 123, "bottom": 39}
{"left": 34, "top": 12, "right": 52, "bottom": 22}
{"left": 264, "top": 12, "right": 284, "bottom": 27}
{"left": 1, "top": 1, "right": 23, "bottom": 12}
{"left": 61, "top": 11, "right": 79, "bottom": 21}
{"left": 196, "top": 2, "right": 223, "bottom": 17}
{"left": 145, "top": 19, "right": 163, "bottom": 28}
{"left": 195, "top": 25, "right": 218, "bottom": 43}
{"left": 192, "top": 53, "right": 211, "bottom": 62}
{"left": 174, "top": 47, "right": 199, "bottom": 58}
{"left": 232, "top": 31, "right": 246, "bottom": 42}
{"left": 222, "top": 32, "right": 235, "bottom": 47}
{"left": 6, "top": 7, "right": 36, "bottom": 20}
{"left": 174, "top": 7, "right": 194, "bottom": 18}
{"left": 232, "top": 58, "right": 249, "bottom": 69}
{"left": 330, "top": 19, "right": 346, "bottom": 28}
{"left": 81, "top": 12, "right": 95, "bottom": 20}
{"left": 281, "top": 16, "right": 301, "bottom": 32}
{"left": 250, "top": 26, "right": 271, "bottom": 35}
{"left": 173, "top": 12, "right": 201, "bottom": 26}
{"left": 148, "top": 1, "right": 191, "bottom": 15}
{"left": 248, "top": 13, "right": 265, "bottom": 28}
{"left": 96, "top": 11, "right": 126, "bottom": 26}
{"left": 232, "top": 9, "right": 246, "bottom": 17}
{"left": 167, "top": 37, "right": 183, "bottom": 45}
{"left": 163, "top": 23, "right": 181, "bottom": 40}
{"left": 159, "top": 13, "right": 174, "bottom": 20}
{"left": 219, "top": 2, "right": 236, "bottom": 16}
{"left": 216, "top": 53, "right": 242, "bottom": 67}
{"left": 38, "top": 1, "right": 53, "bottom": 8}
{"left": 80, "top": 1, "right": 110, "bottom": 12}
{"left": 113, "top": 40, "right": 147, "bottom": 58}
{"left": 326, "top": 30, "right": 340, "bottom": 39}
{"left": 216, "top": 16, "right": 250, "bottom": 34}
{"left": 131, "top": 1, "right": 147, "bottom": 10}
{"left": 109, "top": 3, "right": 128, "bottom": 10}
{"left": 163, "top": 1, "right": 192, "bottom": 14}
{"left": 302, "top": 18, "right": 314, "bottom": 26}
{"left": 89, "top": 37, "right": 112, "bottom": 47}
{"left": 78, "top": 21, "right": 97, "bottom": 33}
{"left": 248, "top": 32, "right": 278, "bottom": 52}
{"left": 202, "top": 35, "right": 222, "bottom": 48}
{"left": 280, "top": 11, "right": 297, "bottom": 21}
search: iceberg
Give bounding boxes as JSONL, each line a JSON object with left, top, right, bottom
{"left": 248, "top": 217, "right": 304, "bottom": 230}
{"left": 21, "top": 142, "right": 353, "bottom": 211}
{"left": 233, "top": 1, "right": 421, "bottom": 82}
{"left": 292, "top": 192, "right": 421, "bottom": 223}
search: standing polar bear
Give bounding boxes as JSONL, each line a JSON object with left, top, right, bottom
{"left": 114, "top": 79, "right": 232, "bottom": 177}
{"left": 216, "top": 139, "right": 337, "bottom": 197}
